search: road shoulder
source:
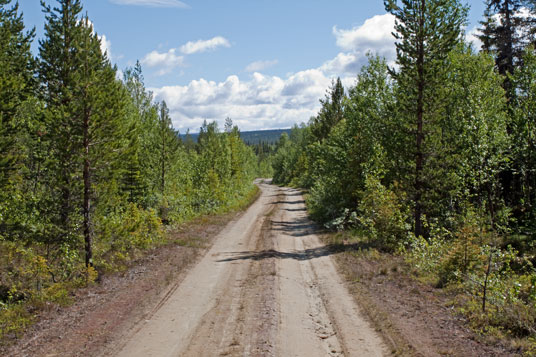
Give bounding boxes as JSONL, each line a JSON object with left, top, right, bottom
{"left": 323, "top": 234, "right": 520, "bottom": 356}
{"left": 2, "top": 192, "right": 260, "bottom": 357}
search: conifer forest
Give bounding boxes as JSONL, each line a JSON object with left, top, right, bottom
{"left": 0, "top": 0, "right": 263, "bottom": 340}
{"left": 270, "top": 0, "right": 536, "bottom": 350}
{"left": 3, "top": 0, "right": 536, "bottom": 354}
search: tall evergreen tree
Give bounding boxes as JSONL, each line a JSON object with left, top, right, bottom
{"left": 0, "top": 0, "right": 37, "bottom": 240}
{"left": 478, "top": 1, "right": 498, "bottom": 53}
{"left": 385, "top": 0, "right": 467, "bottom": 238}
{"left": 478, "top": 0, "right": 526, "bottom": 95}
{"left": 158, "top": 100, "right": 179, "bottom": 194}
{"left": 39, "top": 0, "right": 84, "bottom": 247}
{"left": 310, "top": 77, "right": 345, "bottom": 142}
{"left": 39, "top": 0, "right": 128, "bottom": 267}
{"left": 122, "top": 61, "right": 160, "bottom": 204}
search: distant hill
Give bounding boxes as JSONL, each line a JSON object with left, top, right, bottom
{"left": 240, "top": 129, "right": 291, "bottom": 145}
{"left": 181, "top": 129, "right": 291, "bottom": 145}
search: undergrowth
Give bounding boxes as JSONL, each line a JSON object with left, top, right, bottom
{"left": 310, "top": 180, "right": 536, "bottom": 354}
{"left": 0, "top": 184, "right": 259, "bottom": 343}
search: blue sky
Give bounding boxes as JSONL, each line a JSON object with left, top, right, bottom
{"left": 19, "top": 0, "right": 486, "bottom": 132}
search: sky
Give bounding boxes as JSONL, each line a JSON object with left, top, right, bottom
{"left": 19, "top": 0, "right": 486, "bottom": 133}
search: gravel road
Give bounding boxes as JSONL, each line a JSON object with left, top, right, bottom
{"left": 111, "top": 180, "right": 387, "bottom": 356}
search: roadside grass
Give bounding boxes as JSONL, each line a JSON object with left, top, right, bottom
{"left": 320, "top": 230, "right": 524, "bottom": 356}
{"left": 0, "top": 184, "right": 261, "bottom": 346}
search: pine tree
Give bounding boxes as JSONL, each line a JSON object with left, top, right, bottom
{"left": 0, "top": 0, "right": 37, "bottom": 240}
{"left": 39, "top": 0, "right": 128, "bottom": 267}
{"left": 385, "top": 0, "right": 467, "bottom": 238}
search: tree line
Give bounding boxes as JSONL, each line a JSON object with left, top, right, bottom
{"left": 0, "top": 0, "right": 259, "bottom": 338}
{"left": 272, "top": 0, "right": 536, "bottom": 344}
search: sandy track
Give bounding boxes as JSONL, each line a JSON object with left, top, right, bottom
{"left": 111, "top": 181, "right": 387, "bottom": 356}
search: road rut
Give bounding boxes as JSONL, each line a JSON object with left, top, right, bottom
{"left": 111, "top": 181, "right": 387, "bottom": 356}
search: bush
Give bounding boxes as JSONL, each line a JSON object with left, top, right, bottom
{"left": 405, "top": 230, "right": 450, "bottom": 276}
{"left": 437, "top": 208, "right": 485, "bottom": 287}
{"left": 0, "top": 241, "right": 50, "bottom": 304}
{"left": 94, "top": 203, "right": 164, "bottom": 270}
{"left": 357, "top": 175, "right": 410, "bottom": 251}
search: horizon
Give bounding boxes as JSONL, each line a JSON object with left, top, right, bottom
{"left": 19, "top": 0, "right": 485, "bottom": 133}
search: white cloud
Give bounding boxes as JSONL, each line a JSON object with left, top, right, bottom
{"left": 465, "top": 26, "right": 483, "bottom": 51}
{"left": 148, "top": 13, "right": 398, "bottom": 132}
{"left": 320, "top": 52, "right": 363, "bottom": 76}
{"left": 141, "top": 48, "right": 184, "bottom": 75}
{"left": 245, "top": 59, "right": 278, "bottom": 72}
{"left": 334, "top": 14, "right": 395, "bottom": 52}
{"left": 321, "top": 13, "right": 396, "bottom": 75}
{"left": 141, "top": 36, "right": 230, "bottom": 76}
{"left": 100, "top": 34, "right": 112, "bottom": 59}
{"left": 180, "top": 36, "right": 231, "bottom": 55}
{"left": 150, "top": 70, "right": 334, "bottom": 132}
{"left": 110, "top": 0, "right": 189, "bottom": 8}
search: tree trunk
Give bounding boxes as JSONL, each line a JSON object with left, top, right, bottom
{"left": 83, "top": 110, "right": 92, "bottom": 268}
{"left": 414, "top": 0, "right": 426, "bottom": 239}
{"left": 161, "top": 130, "right": 165, "bottom": 194}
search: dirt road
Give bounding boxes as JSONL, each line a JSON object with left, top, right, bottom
{"left": 110, "top": 180, "right": 387, "bottom": 356}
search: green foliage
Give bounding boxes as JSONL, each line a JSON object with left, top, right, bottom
{"left": 94, "top": 203, "right": 163, "bottom": 270}
{"left": 430, "top": 45, "right": 508, "bottom": 229}
{"left": 357, "top": 174, "right": 410, "bottom": 251}
{"left": 386, "top": 0, "right": 468, "bottom": 237}
{"left": 510, "top": 47, "right": 536, "bottom": 231}
{"left": 0, "top": 0, "right": 39, "bottom": 244}
{"left": 0, "top": 241, "right": 49, "bottom": 302}
{"left": 0, "top": 0, "right": 259, "bottom": 341}
{"left": 405, "top": 211, "right": 536, "bottom": 338}
{"left": 0, "top": 302, "right": 33, "bottom": 340}
{"left": 310, "top": 77, "right": 346, "bottom": 142}
{"left": 268, "top": 3, "right": 536, "bottom": 345}
{"left": 405, "top": 228, "right": 450, "bottom": 277}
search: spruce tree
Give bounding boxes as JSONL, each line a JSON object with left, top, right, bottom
{"left": 158, "top": 100, "right": 179, "bottom": 195}
{"left": 39, "top": 0, "right": 84, "bottom": 247}
{"left": 478, "top": 1, "right": 498, "bottom": 53}
{"left": 310, "top": 77, "right": 345, "bottom": 142}
{"left": 478, "top": 0, "right": 526, "bottom": 95}
{"left": 385, "top": 0, "right": 467, "bottom": 238}
{"left": 122, "top": 62, "right": 160, "bottom": 203}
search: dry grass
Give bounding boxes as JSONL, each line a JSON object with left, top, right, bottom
{"left": 320, "top": 232, "right": 518, "bottom": 357}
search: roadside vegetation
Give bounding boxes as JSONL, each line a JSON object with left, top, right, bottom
{"left": 272, "top": 0, "right": 536, "bottom": 353}
{"left": 0, "top": 0, "right": 263, "bottom": 342}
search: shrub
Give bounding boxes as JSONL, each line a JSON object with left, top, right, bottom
{"left": 357, "top": 175, "right": 410, "bottom": 251}
{"left": 94, "top": 203, "right": 164, "bottom": 270}
{"left": 0, "top": 241, "right": 50, "bottom": 304}
{"left": 437, "top": 208, "right": 485, "bottom": 287}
